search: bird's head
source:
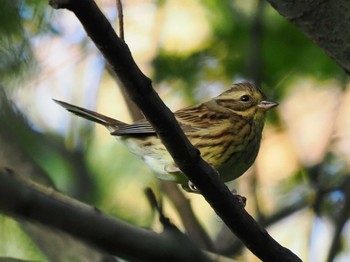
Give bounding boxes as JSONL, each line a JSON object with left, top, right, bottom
{"left": 215, "top": 82, "right": 278, "bottom": 120}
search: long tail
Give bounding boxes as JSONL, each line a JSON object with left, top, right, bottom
{"left": 54, "top": 100, "right": 126, "bottom": 128}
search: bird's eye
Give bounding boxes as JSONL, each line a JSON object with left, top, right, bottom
{"left": 240, "top": 95, "right": 250, "bottom": 102}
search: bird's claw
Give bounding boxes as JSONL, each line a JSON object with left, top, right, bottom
{"left": 231, "top": 189, "right": 246, "bottom": 208}
{"left": 188, "top": 181, "right": 198, "bottom": 192}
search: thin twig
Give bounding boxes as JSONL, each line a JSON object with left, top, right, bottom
{"left": 116, "top": 0, "right": 124, "bottom": 42}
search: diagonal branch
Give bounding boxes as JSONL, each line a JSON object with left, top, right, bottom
{"left": 48, "top": 0, "right": 301, "bottom": 260}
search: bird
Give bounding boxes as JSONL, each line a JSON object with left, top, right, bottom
{"left": 55, "top": 82, "right": 277, "bottom": 191}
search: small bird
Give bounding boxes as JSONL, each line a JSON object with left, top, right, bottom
{"left": 55, "top": 82, "right": 277, "bottom": 191}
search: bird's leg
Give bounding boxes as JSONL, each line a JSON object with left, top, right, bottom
{"left": 213, "top": 166, "right": 246, "bottom": 207}
{"left": 187, "top": 181, "right": 198, "bottom": 192}
{"left": 167, "top": 164, "right": 246, "bottom": 207}
{"left": 190, "top": 166, "right": 247, "bottom": 208}
{"left": 165, "top": 164, "right": 199, "bottom": 192}
{"left": 185, "top": 164, "right": 221, "bottom": 193}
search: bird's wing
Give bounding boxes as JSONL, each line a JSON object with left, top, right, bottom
{"left": 112, "top": 119, "right": 156, "bottom": 135}
{"left": 112, "top": 104, "right": 205, "bottom": 136}
{"left": 174, "top": 102, "right": 230, "bottom": 132}
{"left": 111, "top": 108, "right": 202, "bottom": 136}
{"left": 113, "top": 101, "right": 229, "bottom": 136}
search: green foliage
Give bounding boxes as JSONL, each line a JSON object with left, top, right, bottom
{"left": 153, "top": 1, "right": 250, "bottom": 98}
{"left": 0, "top": 0, "right": 51, "bottom": 85}
{"left": 153, "top": 1, "right": 345, "bottom": 103}
{"left": 0, "top": 215, "right": 47, "bottom": 261}
{"left": 262, "top": 11, "right": 346, "bottom": 91}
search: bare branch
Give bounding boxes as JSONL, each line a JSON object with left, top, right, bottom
{"left": 0, "top": 168, "right": 210, "bottom": 262}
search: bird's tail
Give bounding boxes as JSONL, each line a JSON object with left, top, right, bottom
{"left": 54, "top": 99, "right": 126, "bottom": 128}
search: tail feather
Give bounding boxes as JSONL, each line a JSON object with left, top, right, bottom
{"left": 54, "top": 99, "right": 126, "bottom": 128}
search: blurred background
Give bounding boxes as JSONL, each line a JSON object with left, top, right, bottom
{"left": 0, "top": 0, "right": 349, "bottom": 261}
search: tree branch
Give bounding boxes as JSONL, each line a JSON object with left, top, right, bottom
{"left": 0, "top": 90, "right": 114, "bottom": 261}
{"left": 48, "top": 0, "right": 301, "bottom": 260}
{"left": 215, "top": 197, "right": 309, "bottom": 255}
{"left": 0, "top": 168, "right": 210, "bottom": 262}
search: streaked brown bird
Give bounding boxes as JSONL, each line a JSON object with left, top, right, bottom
{"left": 55, "top": 82, "right": 277, "bottom": 191}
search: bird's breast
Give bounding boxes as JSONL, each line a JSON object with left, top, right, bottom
{"left": 207, "top": 119, "right": 263, "bottom": 182}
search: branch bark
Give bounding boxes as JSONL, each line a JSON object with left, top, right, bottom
{"left": 47, "top": 0, "right": 301, "bottom": 260}
{"left": 266, "top": 0, "right": 350, "bottom": 74}
{"left": 0, "top": 168, "right": 210, "bottom": 262}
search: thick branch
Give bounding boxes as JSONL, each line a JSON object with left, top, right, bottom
{"left": 215, "top": 197, "right": 309, "bottom": 255}
{"left": 48, "top": 0, "right": 301, "bottom": 260}
{"left": 0, "top": 168, "right": 210, "bottom": 262}
{"left": 267, "top": 0, "right": 350, "bottom": 74}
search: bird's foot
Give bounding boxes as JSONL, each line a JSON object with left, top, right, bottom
{"left": 188, "top": 181, "right": 198, "bottom": 192}
{"left": 231, "top": 188, "right": 246, "bottom": 208}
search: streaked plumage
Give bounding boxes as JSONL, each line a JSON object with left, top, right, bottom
{"left": 55, "top": 82, "right": 277, "bottom": 191}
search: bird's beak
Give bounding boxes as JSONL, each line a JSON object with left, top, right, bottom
{"left": 258, "top": 100, "right": 278, "bottom": 110}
